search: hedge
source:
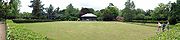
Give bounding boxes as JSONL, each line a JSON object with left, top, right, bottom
{"left": 131, "top": 20, "right": 180, "bottom": 23}
{"left": 12, "top": 19, "right": 54, "bottom": 23}
{"left": 6, "top": 20, "right": 48, "bottom": 40}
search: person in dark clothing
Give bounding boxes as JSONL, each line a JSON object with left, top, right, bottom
{"left": 162, "top": 23, "right": 166, "bottom": 32}
{"left": 166, "top": 21, "right": 170, "bottom": 30}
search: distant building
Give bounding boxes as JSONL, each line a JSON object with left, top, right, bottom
{"left": 80, "top": 13, "right": 97, "bottom": 21}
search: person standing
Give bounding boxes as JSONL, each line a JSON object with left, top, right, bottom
{"left": 157, "top": 21, "right": 161, "bottom": 32}
{"left": 162, "top": 22, "right": 166, "bottom": 32}
{"left": 166, "top": 21, "right": 170, "bottom": 30}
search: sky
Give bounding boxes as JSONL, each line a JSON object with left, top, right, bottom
{"left": 20, "top": 0, "right": 176, "bottom": 12}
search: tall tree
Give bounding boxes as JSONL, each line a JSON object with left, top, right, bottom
{"left": 53, "top": 7, "right": 60, "bottom": 19}
{"left": 64, "top": 4, "right": 79, "bottom": 21}
{"left": 168, "top": 1, "right": 179, "bottom": 25}
{"left": 8, "top": 0, "right": 20, "bottom": 18}
{"left": 151, "top": 3, "right": 168, "bottom": 20}
{"left": 0, "top": 0, "right": 5, "bottom": 20}
{"left": 176, "top": 0, "right": 180, "bottom": 21}
{"left": 29, "top": 0, "right": 45, "bottom": 19}
{"left": 150, "top": 1, "right": 179, "bottom": 25}
{"left": 102, "top": 3, "right": 119, "bottom": 21}
{"left": 45, "top": 4, "right": 54, "bottom": 19}
{"left": 0, "top": 0, "right": 20, "bottom": 19}
{"left": 121, "top": 0, "right": 136, "bottom": 21}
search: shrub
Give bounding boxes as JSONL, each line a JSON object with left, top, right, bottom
{"left": 147, "top": 24, "right": 180, "bottom": 40}
{"left": 168, "top": 16, "right": 177, "bottom": 25}
{"left": 6, "top": 20, "right": 48, "bottom": 40}
{"left": 12, "top": 19, "right": 54, "bottom": 23}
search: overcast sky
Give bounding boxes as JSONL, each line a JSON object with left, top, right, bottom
{"left": 20, "top": 0, "right": 176, "bottom": 12}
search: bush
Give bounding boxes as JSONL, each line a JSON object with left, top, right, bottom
{"left": 6, "top": 20, "right": 48, "bottom": 40}
{"left": 130, "top": 20, "right": 180, "bottom": 23}
{"left": 12, "top": 19, "right": 54, "bottom": 23}
{"left": 147, "top": 24, "right": 180, "bottom": 40}
{"left": 131, "top": 20, "right": 160, "bottom": 23}
{"left": 168, "top": 16, "right": 177, "bottom": 25}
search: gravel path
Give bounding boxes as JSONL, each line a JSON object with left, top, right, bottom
{"left": 0, "top": 22, "right": 6, "bottom": 40}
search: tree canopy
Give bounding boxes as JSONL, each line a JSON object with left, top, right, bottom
{"left": 0, "top": 0, "right": 20, "bottom": 19}
{"left": 121, "top": 0, "right": 136, "bottom": 21}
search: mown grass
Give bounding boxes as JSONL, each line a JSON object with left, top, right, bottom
{"left": 17, "top": 21, "right": 156, "bottom": 40}
{"left": 125, "top": 22, "right": 157, "bottom": 27}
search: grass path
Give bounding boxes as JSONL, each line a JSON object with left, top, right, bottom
{"left": 18, "top": 21, "right": 156, "bottom": 40}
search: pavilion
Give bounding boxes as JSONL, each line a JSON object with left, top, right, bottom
{"left": 80, "top": 13, "right": 97, "bottom": 21}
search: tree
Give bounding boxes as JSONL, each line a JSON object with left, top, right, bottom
{"left": 134, "top": 8, "right": 145, "bottom": 20}
{"left": 121, "top": 0, "right": 135, "bottom": 21}
{"left": 57, "top": 9, "right": 66, "bottom": 20}
{"left": 168, "top": 1, "right": 179, "bottom": 25}
{"left": 53, "top": 7, "right": 60, "bottom": 19}
{"left": 143, "top": 9, "right": 153, "bottom": 20}
{"left": 150, "top": 1, "right": 179, "bottom": 25}
{"left": 102, "top": 3, "right": 119, "bottom": 21}
{"left": 0, "top": 0, "right": 20, "bottom": 19}
{"left": 45, "top": 4, "right": 54, "bottom": 19}
{"left": 79, "top": 8, "right": 92, "bottom": 17}
{"left": 0, "top": 0, "right": 5, "bottom": 20}
{"left": 151, "top": 3, "right": 168, "bottom": 20}
{"left": 64, "top": 4, "right": 79, "bottom": 21}
{"left": 7, "top": 0, "right": 20, "bottom": 19}
{"left": 29, "top": 0, "right": 45, "bottom": 19}
{"left": 18, "top": 12, "right": 32, "bottom": 19}
{"left": 145, "top": 10, "right": 153, "bottom": 16}
{"left": 94, "top": 10, "right": 103, "bottom": 21}
{"left": 176, "top": 0, "right": 180, "bottom": 21}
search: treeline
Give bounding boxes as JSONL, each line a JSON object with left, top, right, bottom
{"left": 0, "top": 0, "right": 180, "bottom": 24}
{"left": 0, "top": 0, "right": 20, "bottom": 20}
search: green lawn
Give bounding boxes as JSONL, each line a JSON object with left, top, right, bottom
{"left": 17, "top": 21, "right": 156, "bottom": 40}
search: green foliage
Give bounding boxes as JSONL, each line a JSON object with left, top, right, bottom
{"left": 95, "top": 3, "right": 119, "bottom": 21}
{"left": 79, "top": 8, "right": 94, "bottom": 17}
{"left": 103, "top": 3, "right": 119, "bottom": 21}
{"left": 45, "top": 4, "right": 57, "bottom": 19}
{"left": 134, "top": 8, "right": 146, "bottom": 20}
{"left": 6, "top": 20, "right": 48, "bottom": 40}
{"left": 7, "top": 0, "right": 20, "bottom": 17}
{"left": 150, "top": 1, "right": 180, "bottom": 25}
{"left": 94, "top": 10, "right": 103, "bottom": 21}
{"left": 121, "top": 0, "right": 136, "bottom": 21}
{"left": 63, "top": 4, "right": 79, "bottom": 21}
{"left": 151, "top": 3, "right": 169, "bottom": 20}
{"left": 17, "top": 12, "right": 32, "bottom": 19}
{"left": 168, "top": 16, "right": 177, "bottom": 25}
{"left": 0, "top": 0, "right": 4, "bottom": 20}
{"left": 147, "top": 24, "right": 180, "bottom": 40}
{"left": 12, "top": 19, "right": 53, "bottom": 23}
{"left": 29, "top": 0, "right": 45, "bottom": 18}
{"left": 0, "top": 0, "right": 20, "bottom": 19}
{"left": 168, "top": 1, "right": 180, "bottom": 25}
